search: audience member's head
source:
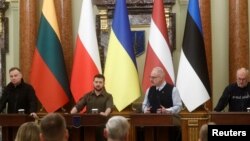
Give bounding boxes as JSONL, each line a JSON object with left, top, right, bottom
{"left": 104, "top": 116, "right": 130, "bottom": 141}
{"left": 40, "top": 113, "right": 69, "bottom": 141}
{"left": 198, "top": 122, "right": 216, "bottom": 141}
{"left": 15, "top": 122, "right": 40, "bottom": 141}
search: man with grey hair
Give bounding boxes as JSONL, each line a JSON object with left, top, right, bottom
{"left": 214, "top": 67, "right": 250, "bottom": 112}
{"left": 104, "top": 116, "right": 130, "bottom": 141}
{"left": 142, "top": 67, "right": 182, "bottom": 114}
{"left": 40, "top": 113, "right": 69, "bottom": 141}
{"left": 141, "top": 67, "right": 182, "bottom": 141}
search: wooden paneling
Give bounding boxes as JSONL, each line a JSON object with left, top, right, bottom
{"left": 19, "top": 0, "right": 38, "bottom": 81}
{"left": 229, "top": 0, "right": 249, "bottom": 82}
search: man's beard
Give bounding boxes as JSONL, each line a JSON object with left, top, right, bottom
{"left": 95, "top": 86, "right": 103, "bottom": 92}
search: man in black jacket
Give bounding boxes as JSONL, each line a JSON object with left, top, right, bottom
{"left": 214, "top": 67, "right": 250, "bottom": 112}
{"left": 0, "top": 67, "right": 38, "bottom": 117}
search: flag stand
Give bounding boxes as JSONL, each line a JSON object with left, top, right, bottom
{"left": 60, "top": 107, "right": 67, "bottom": 113}
{"left": 39, "top": 106, "right": 44, "bottom": 112}
{"left": 38, "top": 106, "right": 68, "bottom": 113}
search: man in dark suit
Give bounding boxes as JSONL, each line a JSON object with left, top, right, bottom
{"left": 0, "top": 67, "right": 38, "bottom": 117}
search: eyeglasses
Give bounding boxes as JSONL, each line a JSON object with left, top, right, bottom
{"left": 150, "top": 76, "right": 159, "bottom": 79}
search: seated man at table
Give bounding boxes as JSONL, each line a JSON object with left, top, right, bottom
{"left": 70, "top": 74, "right": 114, "bottom": 116}
{"left": 142, "top": 67, "right": 182, "bottom": 114}
{"left": 214, "top": 67, "right": 250, "bottom": 112}
{"left": 0, "top": 67, "right": 38, "bottom": 117}
{"left": 141, "top": 67, "right": 182, "bottom": 141}
{"left": 70, "top": 74, "right": 113, "bottom": 141}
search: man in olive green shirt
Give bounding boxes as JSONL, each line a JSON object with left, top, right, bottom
{"left": 70, "top": 74, "right": 113, "bottom": 117}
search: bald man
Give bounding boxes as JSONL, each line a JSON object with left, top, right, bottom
{"left": 142, "top": 67, "right": 182, "bottom": 114}
{"left": 214, "top": 67, "right": 250, "bottom": 112}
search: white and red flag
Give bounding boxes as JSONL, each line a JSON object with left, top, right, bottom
{"left": 71, "top": 0, "right": 102, "bottom": 102}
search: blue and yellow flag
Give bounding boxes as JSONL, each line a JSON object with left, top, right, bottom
{"left": 104, "top": 0, "right": 141, "bottom": 111}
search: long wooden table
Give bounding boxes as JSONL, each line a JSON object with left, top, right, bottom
{"left": 64, "top": 114, "right": 108, "bottom": 141}
{"left": 0, "top": 114, "right": 108, "bottom": 141}
{"left": 0, "top": 114, "right": 34, "bottom": 141}
{"left": 4, "top": 112, "right": 249, "bottom": 141}
{"left": 130, "top": 113, "right": 181, "bottom": 141}
{"left": 209, "top": 112, "right": 250, "bottom": 124}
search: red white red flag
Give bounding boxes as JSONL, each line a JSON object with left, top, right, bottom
{"left": 142, "top": 0, "right": 175, "bottom": 93}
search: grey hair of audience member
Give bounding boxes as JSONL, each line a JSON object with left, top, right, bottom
{"left": 105, "top": 116, "right": 130, "bottom": 141}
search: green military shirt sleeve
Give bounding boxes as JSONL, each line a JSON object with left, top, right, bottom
{"left": 106, "top": 93, "right": 114, "bottom": 110}
{"left": 75, "top": 94, "right": 88, "bottom": 112}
